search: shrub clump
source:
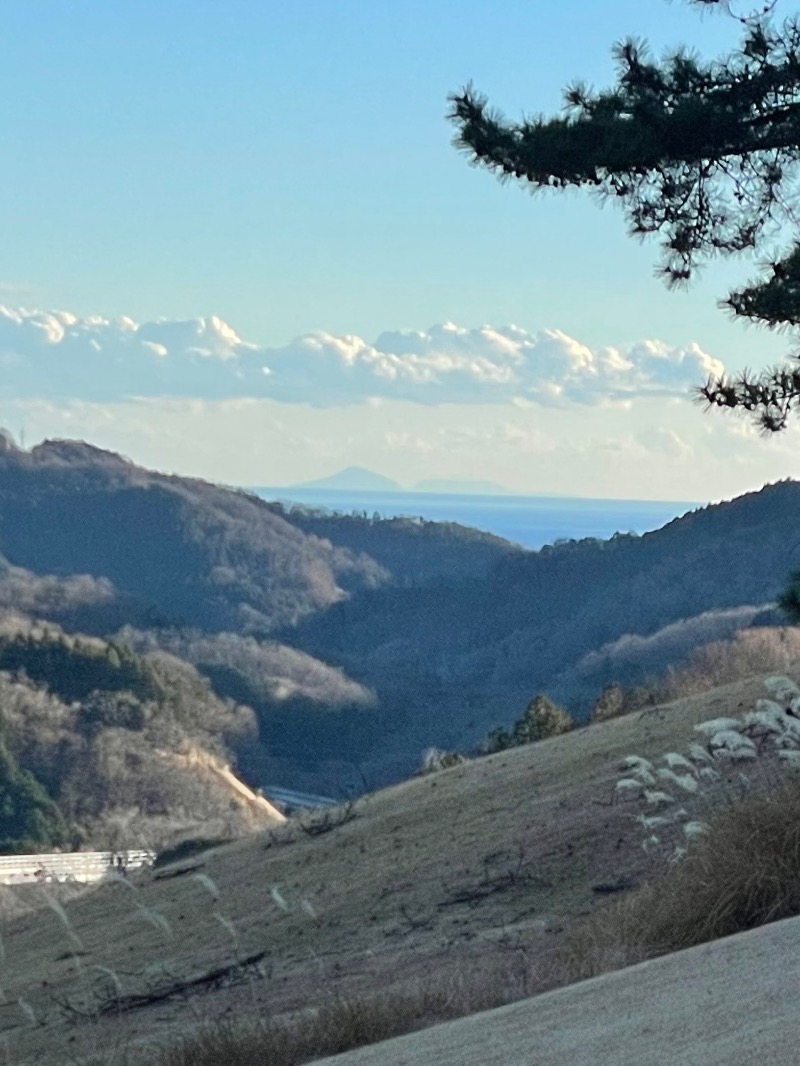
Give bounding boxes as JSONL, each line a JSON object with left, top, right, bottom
{"left": 156, "top": 983, "right": 508, "bottom": 1066}
{"left": 569, "top": 776, "right": 800, "bottom": 979}
{"left": 484, "top": 694, "right": 574, "bottom": 753}
{"left": 417, "top": 747, "right": 468, "bottom": 774}
{"left": 153, "top": 836, "right": 231, "bottom": 869}
{"left": 589, "top": 681, "right": 627, "bottom": 723}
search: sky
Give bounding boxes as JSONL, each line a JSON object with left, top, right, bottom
{"left": 2, "top": 0, "right": 799, "bottom": 501}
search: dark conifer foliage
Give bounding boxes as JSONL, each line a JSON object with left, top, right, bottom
{"left": 778, "top": 567, "right": 800, "bottom": 620}
{"left": 0, "top": 619, "right": 260, "bottom": 851}
{"left": 686, "top": 1, "right": 777, "bottom": 18}
{"left": 0, "top": 736, "right": 70, "bottom": 853}
{"left": 448, "top": 2, "right": 800, "bottom": 429}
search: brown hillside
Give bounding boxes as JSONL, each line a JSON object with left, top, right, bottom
{"left": 0, "top": 440, "right": 388, "bottom": 633}
{"left": 0, "top": 670, "right": 791, "bottom": 1064}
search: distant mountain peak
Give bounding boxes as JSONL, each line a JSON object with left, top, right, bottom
{"left": 292, "top": 467, "right": 403, "bottom": 492}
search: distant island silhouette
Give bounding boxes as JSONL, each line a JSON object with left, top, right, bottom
{"left": 287, "top": 466, "right": 514, "bottom": 496}
{"left": 291, "top": 466, "right": 403, "bottom": 493}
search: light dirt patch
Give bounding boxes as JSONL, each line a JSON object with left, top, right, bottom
{"left": 164, "top": 745, "right": 286, "bottom": 823}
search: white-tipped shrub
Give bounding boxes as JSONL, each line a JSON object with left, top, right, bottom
{"left": 418, "top": 748, "right": 467, "bottom": 775}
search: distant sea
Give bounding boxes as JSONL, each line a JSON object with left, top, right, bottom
{"left": 252, "top": 487, "right": 700, "bottom": 551}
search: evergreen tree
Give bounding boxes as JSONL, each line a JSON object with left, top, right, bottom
{"left": 778, "top": 568, "right": 800, "bottom": 621}
{"left": 448, "top": 0, "right": 800, "bottom": 429}
{"left": 590, "top": 681, "right": 626, "bottom": 723}
{"left": 0, "top": 737, "right": 70, "bottom": 853}
{"left": 484, "top": 693, "right": 574, "bottom": 752}
{"left": 513, "top": 694, "right": 574, "bottom": 743}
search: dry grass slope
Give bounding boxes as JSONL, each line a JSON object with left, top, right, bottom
{"left": 1, "top": 668, "right": 799, "bottom": 1064}
{"left": 156, "top": 984, "right": 510, "bottom": 1066}
{"left": 568, "top": 776, "right": 800, "bottom": 979}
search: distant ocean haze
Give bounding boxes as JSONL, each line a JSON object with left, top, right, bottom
{"left": 252, "top": 488, "right": 700, "bottom": 551}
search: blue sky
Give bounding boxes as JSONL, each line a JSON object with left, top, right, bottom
{"left": 2, "top": 1, "right": 798, "bottom": 500}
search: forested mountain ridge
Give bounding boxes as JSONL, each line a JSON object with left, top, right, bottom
{"left": 0, "top": 439, "right": 520, "bottom": 636}
{"left": 0, "top": 439, "right": 524, "bottom": 793}
{"left": 0, "top": 439, "right": 388, "bottom": 633}
{"left": 274, "top": 503, "right": 522, "bottom": 583}
{"left": 0, "top": 614, "right": 279, "bottom": 852}
{"left": 290, "top": 479, "right": 800, "bottom": 775}
{"left": 0, "top": 437, "right": 799, "bottom": 792}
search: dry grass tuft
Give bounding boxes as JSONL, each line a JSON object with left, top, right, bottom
{"left": 629, "top": 627, "right": 800, "bottom": 709}
{"left": 154, "top": 978, "right": 514, "bottom": 1066}
{"left": 568, "top": 775, "right": 800, "bottom": 979}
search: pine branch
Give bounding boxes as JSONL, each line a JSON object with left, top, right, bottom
{"left": 449, "top": 7, "right": 800, "bottom": 430}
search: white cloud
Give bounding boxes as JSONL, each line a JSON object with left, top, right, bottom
{"left": 636, "top": 427, "right": 694, "bottom": 460}
{"left": 262, "top": 324, "right": 724, "bottom": 406}
{"left": 0, "top": 306, "right": 726, "bottom": 408}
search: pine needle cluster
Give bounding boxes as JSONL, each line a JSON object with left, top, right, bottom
{"left": 449, "top": 3, "right": 800, "bottom": 429}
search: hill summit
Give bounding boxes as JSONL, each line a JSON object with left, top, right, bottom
{"left": 0, "top": 441, "right": 388, "bottom": 634}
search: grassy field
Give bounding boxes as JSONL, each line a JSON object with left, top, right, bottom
{"left": 0, "top": 669, "right": 792, "bottom": 1064}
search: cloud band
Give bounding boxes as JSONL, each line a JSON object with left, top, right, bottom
{"left": 0, "top": 307, "right": 725, "bottom": 408}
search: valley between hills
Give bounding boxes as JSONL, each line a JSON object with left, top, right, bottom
{"left": 2, "top": 437, "right": 800, "bottom": 1062}
{"left": 0, "top": 433, "right": 795, "bottom": 812}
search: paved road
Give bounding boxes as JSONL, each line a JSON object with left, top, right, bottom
{"left": 263, "top": 786, "right": 338, "bottom": 809}
{"left": 316, "top": 914, "right": 800, "bottom": 1066}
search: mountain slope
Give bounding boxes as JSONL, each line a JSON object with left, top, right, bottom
{"left": 0, "top": 440, "right": 524, "bottom": 790}
{"left": 0, "top": 668, "right": 793, "bottom": 1064}
{"left": 277, "top": 504, "right": 521, "bottom": 583}
{"left": 293, "top": 480, "right": 800, "bottom": 767}
{"left": 4, "top": 439, "right": 800, "bottom": 790}
{"left": 0, "top": 440, "right": 387, "bottom": 633}
{"left": 0, "top": 614, "right": 281, "bottom": 849}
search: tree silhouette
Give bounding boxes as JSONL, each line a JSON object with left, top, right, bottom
{"left": 484, "top": 693, "right": 574, "bottom": 752}
{"left": 778, "top": 567, "right": 800, "bottom": 621}
{"left": 448, "top": 1, "right": 800, "bottom": 429}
